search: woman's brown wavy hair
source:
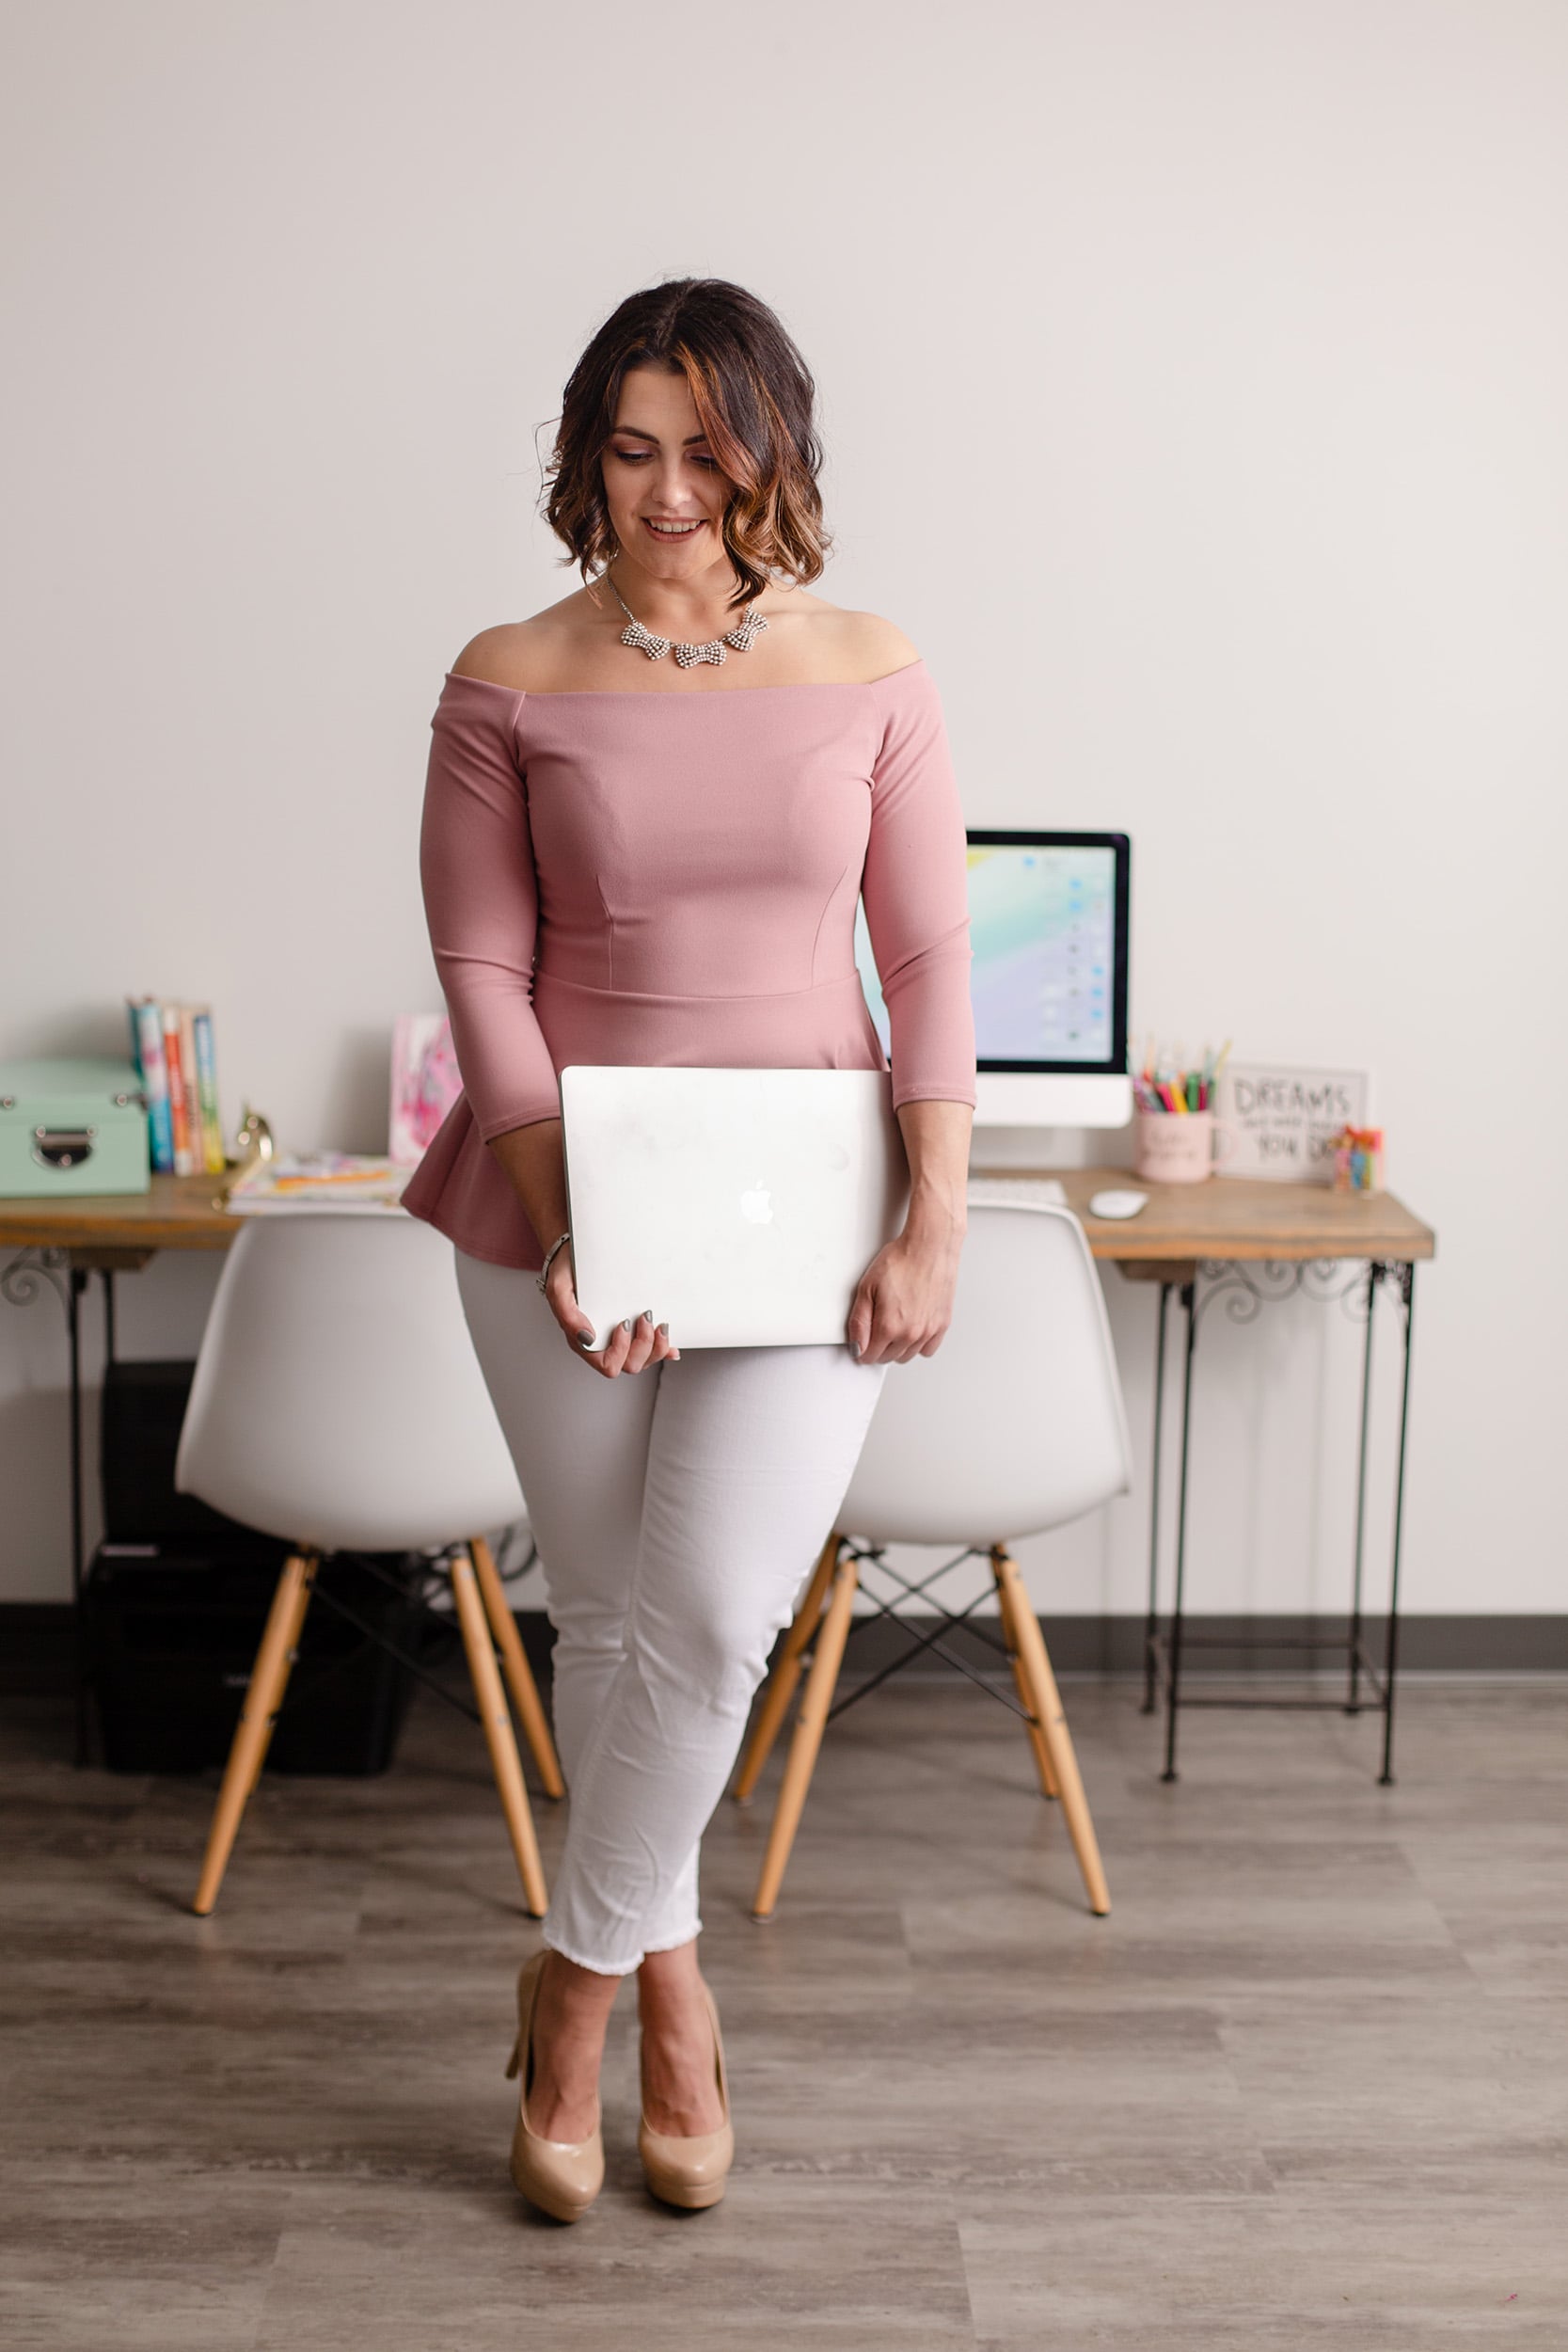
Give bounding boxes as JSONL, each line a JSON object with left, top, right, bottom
{"left": 541, "top": 278, "right": 831, "bottom": 613}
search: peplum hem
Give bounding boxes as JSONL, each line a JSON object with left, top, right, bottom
{"left": 400, "top": 1090, "right": 547, "bottom": 1272}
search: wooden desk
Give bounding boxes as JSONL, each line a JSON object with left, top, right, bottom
{"left": 0, "top": 1168, "right": 238, "bottom": 1259}
{"left": 2, "top": 1166, "right": 1435, "bottom": 1778}
{"left": 974, "top": 1164, "right": 1435, "bottom": 1273}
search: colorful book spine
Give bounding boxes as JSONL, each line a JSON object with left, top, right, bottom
{"left": 177, "top": 1005, "right": 202, "bottom": 1176}
{"left": 127, "top": 995, "right": 227, "bottom": 1176}
{"left": 162, "top": 1003, "right": 193, "bottom": 1176}
{"left": 128, "top": 996, "right": 175, "bottom": 1172}
{"left": 192, "top": 1005, "right": 227, "bottom": 1174}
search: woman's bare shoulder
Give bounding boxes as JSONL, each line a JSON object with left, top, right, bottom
{"left": 799, "top": 597, "right": 920, "bottom": 681}
{"left": 836, "top": 609, "right": 921, "bottom": 682}
{"left": 449, "top": 591, "right": 608, "bottom": 692}
{"left": 766, "top": 591, "right": 921, "bottom": 684}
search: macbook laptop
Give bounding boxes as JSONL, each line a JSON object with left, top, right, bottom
{"left": 559, "top": 1065, "right": 911, "bottom": 1350}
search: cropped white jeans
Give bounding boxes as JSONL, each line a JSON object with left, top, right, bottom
{"left": 452, "top": 1246, "right": 890, "bottom": 1976}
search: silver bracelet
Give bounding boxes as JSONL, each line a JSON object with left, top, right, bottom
{"left": 536, "top": 1229, "right": 571, "bottom": 1293}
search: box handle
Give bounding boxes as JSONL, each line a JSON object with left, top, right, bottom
{"left": 31, "top": 1125, "right": 96, "bottom": 1170}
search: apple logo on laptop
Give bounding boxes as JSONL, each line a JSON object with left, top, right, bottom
{"left": 740, "top": 1177, "right": 773, "bottom": 1225}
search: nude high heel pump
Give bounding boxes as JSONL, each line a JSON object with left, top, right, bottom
{"left": 637, "top": 1979, "right": 734, "bottom": 2210}
{"left": 504, "top": 1947, "right": 605, "bottom": 2222}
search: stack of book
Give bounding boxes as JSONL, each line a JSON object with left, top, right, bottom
{"left": 125, "top": 997, "right": 228, "bottom": 1177}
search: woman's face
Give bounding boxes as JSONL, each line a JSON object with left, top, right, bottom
{"left": 600, "top": 364, "right": 730, "bottom": 580}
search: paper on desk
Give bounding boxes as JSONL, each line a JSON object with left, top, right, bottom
{"left": 222, "top": 1152, "right": 412, "bottom": 1214}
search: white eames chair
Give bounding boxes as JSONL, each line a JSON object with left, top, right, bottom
{"left": 173, "top": 1212, "right": 562, "bottom": 1916}
{"left": 734, "top": 1200, "right": 1134, "bottom": 1918}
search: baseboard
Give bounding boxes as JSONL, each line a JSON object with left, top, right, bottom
{"left": 818, "top": 1610, "right": 1568, "bottom": 1679}
{"left": 4, "top": 1601, "right": 1564, "bottom": 1695}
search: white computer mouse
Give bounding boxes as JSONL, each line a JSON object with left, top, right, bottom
{"left": 1087, "top": 1187, "right": 1150, "bottom": 1219}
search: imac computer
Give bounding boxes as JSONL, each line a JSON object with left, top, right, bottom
{"left": 853, "top": 829, "right": 1132, "bottom": 1147}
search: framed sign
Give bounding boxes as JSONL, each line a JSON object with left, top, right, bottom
{"left": 1212, "top": 1061, "right": 1370, "bottom": 1184}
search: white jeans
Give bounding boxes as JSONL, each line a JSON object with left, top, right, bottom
{"left": 452, "top": 1247, "right": 890, "bottom": 1975}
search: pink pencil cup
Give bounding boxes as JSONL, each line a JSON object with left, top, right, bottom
{"left": 1132, "top": 1108, "right": 1239, "bottom": 1184}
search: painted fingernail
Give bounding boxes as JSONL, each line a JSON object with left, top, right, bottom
{"left": 642, "top": 1308, "right": 654, "bottom": 1323}
{"left": 657, "top": 1321, "right": 669, "bottom": 1335}
{"left": 851, "top": 1341, "right": 862, "bottom": 1357}
{"left": 578, "top": 1330, "right": 594, "bottom": 1347}
{"left": 622, "top": 1317, "right": 633, "bottom": 1332}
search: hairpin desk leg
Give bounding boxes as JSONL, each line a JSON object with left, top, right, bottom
{"left": 65, "top": 1268, "right": 91, "bottom": 1763}
{"left": 1346, "top": 1263, "right": 1381, "bottom": 1714}
{"left": 1141, "top": 1279, "right": 1172, "bottom": 1716}
{"left": 1381, "top": 1262, "right": 1417, "bottom": 1786}
{"left": 1161, "top": 1278, "right": 1199, "bottom": 1785}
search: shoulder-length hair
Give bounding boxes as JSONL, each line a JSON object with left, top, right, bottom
{"left": 542, "top": 278, "right": 831, "bottom": 612}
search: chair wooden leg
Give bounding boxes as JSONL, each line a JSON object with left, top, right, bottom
{"left": 245, "top": 1556, "right": 318, "bottom": 1795}
{"left": 732, "top": 1530, "right": 841, "bottom": 1804}
{"left": 992, "top": 1555, "right": 1059, "bottom": 1800}
{"left": 192, "top": 1550, "right": 318, "bottom": 1915}
{"left": 990, "top": 1546, "right": 1111, "bottom": 1917}
{"left": 751, "top": 1549, "right": 860, "bottom": 1921}
{"left": 468, "top": 1534, "right": 564, "bottom": 1799}
{"left": 450, "top": 1548, "right": 549, "bottom": 1918}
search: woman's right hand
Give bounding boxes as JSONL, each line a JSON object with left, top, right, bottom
{"left": 545, "top": 1246, "right": 680, "bottom": 1378}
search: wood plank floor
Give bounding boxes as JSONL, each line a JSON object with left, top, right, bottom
{"left": 2, "top": 1676, "right": 1565, "bottom": 2348}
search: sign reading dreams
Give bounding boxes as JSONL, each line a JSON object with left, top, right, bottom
{"left": 1212, "top": 1062, "right": 1370, "bottom": 1184}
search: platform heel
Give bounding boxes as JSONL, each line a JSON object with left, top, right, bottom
{"left": 505, "top": 1948, "right": 604, "bottom": 2222}
{"left": 637, "top": 1979, "right": 734, "bottom": 2210}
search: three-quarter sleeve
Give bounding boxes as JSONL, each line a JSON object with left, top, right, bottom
{"left": 417, "top": 675, "right": 562, "bottom": 1141}
{"left": 861, "top": 664, "right": 978, "bottom": 1110}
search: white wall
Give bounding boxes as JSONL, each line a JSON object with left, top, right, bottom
{"left": 3, "top": 1, "right": 1562, "bottom": 1620}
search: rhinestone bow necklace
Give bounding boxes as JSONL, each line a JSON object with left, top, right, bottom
{"left": 607, "top": 571, "right": 768, "bottom": 669}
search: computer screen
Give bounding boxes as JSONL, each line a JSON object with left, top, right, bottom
{"left": 854, "top": 829, "right": 1131, "bottom": 1075}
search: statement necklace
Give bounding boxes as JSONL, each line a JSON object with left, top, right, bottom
{"left": 607, "top": 572, "right": 768, "bottom": 669}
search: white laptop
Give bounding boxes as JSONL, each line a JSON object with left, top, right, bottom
{"left": 559, "top": 1066, "right": 911, "bottom": 1350}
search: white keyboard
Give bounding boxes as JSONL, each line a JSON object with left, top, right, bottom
{"left": 965, "top": 1174, "right": 1069, "bottom": 1207}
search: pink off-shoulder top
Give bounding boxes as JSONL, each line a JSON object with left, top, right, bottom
{"left": 400, "top": 658, "right": 978, "bottom": 1272}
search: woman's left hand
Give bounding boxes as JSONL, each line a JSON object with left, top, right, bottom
{"left": 846, "top": 1225, "right": 964, "bottom": 1364}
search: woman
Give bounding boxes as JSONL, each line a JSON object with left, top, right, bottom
{"left": 401, "top": 276, "right": 976, "bottom": 2221}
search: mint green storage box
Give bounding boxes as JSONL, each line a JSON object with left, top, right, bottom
{"left": 0, "top": 1057, "right": 150, "bottom": 1199}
